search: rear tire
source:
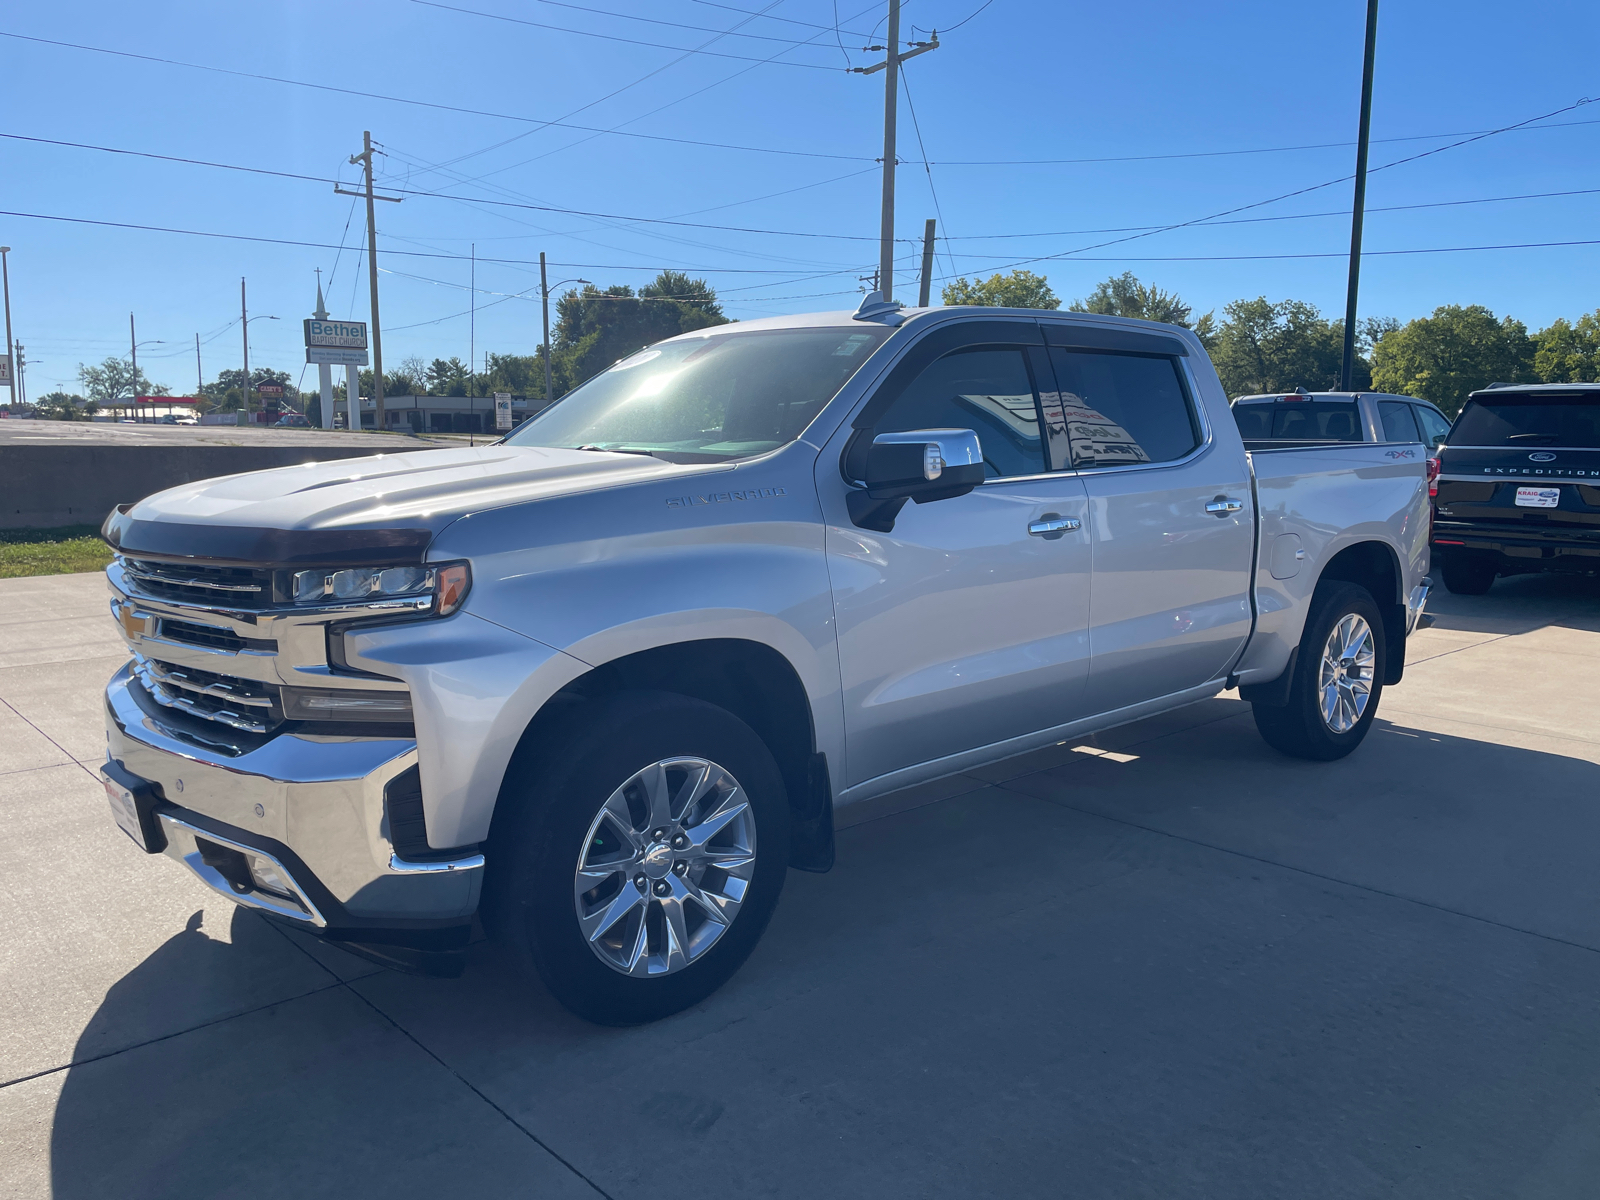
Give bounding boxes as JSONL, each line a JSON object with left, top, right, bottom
{"left": 484, "top": 691, "right": 790, "bottom": 1025}
{"left": 1252, "top": 582, "right": 1386, "bottom": 762}
{"left": 1440, "top": 551, "right": 1496, "bottom": 595}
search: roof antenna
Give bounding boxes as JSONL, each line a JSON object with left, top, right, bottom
{"left": 853, "top": 290, "right": 906, "bottom": 324}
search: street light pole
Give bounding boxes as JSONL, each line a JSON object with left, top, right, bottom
{"left": 1, "top": 246, "right": 14, "bottom": 409}
{"left": 1340, "top": 0, "right": 1380, "bottom": 392}
{"left": 241, "top": 277, "right": 251, "bottom": 417}
{"left": 130, "top": 312, "right": 140, "bottom": 421}
{"left": 540, "top": 259, "right": 591, "bottom": 408}
{"left": 541, "top": 252, "right": 551, "bottom": 406}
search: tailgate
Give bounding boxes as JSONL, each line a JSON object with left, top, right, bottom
{"left": 1435, "top": 448, "right": 1600, "bottom": 531}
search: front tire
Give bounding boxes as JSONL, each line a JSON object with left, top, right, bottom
{"left": 484, "top": 691, "right": 790, "bottom": 1025}
{"left": 1252, "top": 582, "right": 1386, "bottom": 761}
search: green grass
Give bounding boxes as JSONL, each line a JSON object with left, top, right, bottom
{"left": 0, "top": 525, "right": 113, "bottom": 579}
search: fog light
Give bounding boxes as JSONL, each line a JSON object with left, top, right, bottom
{"left": 244, "top": 852, "right": 297, "bottom": 900}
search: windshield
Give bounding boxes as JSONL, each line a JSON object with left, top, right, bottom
{"left": 503, "top": 326, "right": 893, "bottom": 461}
{"left": 1450, "top": 393, "right": 1600, "bottom": 448}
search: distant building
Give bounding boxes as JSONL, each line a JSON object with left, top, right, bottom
{"left": 333, "top": 394, "right": 552, "bottom": 434}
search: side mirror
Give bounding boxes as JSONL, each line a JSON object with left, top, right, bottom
{"left": 848, "top": 428, "right": 985, "bottom": 532}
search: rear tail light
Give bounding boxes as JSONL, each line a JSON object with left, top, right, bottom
{"left": 1426, "top": 456, "right": 1440, "bottom": 499}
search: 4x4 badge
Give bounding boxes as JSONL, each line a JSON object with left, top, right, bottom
{"left": 1528, "top": 452, "right": 1557, "bottom": 462}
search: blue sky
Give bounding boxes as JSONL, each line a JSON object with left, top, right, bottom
{"left": 3, "top": 0, "right": 1597, "bottom": 397}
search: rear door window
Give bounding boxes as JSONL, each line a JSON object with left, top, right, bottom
{"left": 1414, "top": 405, "right": 1451, "bottom": 449}
{"left": 1231, "top": 404, "right": 1274, "bottom": 440}
{"left": 1048, "top": 349, "right": 1199, "bottom": 467}
{"left": 1378, "top": 400, "right": 1420, "bottom": 442}
{"left": 1449, "top": 394, "right": 1600, "bottom": 448}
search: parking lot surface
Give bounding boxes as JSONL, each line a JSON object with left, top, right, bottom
{"left": 2, "top": 570, "right": 1598, "bottom": 1198}
{"left": 0, "top": 421, "right": 462, "bottom": 448}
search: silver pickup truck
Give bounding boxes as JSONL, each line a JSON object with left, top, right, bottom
{"left": 99, "top": 297, "right": 1430, "bottom": 1024}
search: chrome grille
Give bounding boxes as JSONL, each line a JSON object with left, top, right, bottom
{"left": 122, "top": 558, "right": 275, "bottom": 609}
{"left": 133, "top": 657, "right": 282, "bottom": 735}
{"left": 156, "top": 617, "right": 276, "bottom": 655}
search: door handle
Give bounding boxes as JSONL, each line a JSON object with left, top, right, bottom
{"left": 1205, "top": 496, "right": 1244, "bottom": 517}
{"left": 1027, "top": 514, "right": 1081, "bottom": 538}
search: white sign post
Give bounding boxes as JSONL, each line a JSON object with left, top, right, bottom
{"left": 494, "top": 392, "right": 513, "bottom": 432}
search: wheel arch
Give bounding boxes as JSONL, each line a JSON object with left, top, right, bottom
{"left": 1313, "top": 538, "right": 1407, "bottom": 685}
{"left": 499, "top": 637, "right": 834, "bottom": 871}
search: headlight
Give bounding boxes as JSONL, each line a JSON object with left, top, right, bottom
{"left": 290, "top": 562, "right": 471, "bottom": 615}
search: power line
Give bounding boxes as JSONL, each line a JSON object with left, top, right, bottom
{"left": 408, "top": 0, "right": 794, "bottom": 177}
{"left": 899, "top": 69, "right": 960, "bottom": 284}
{"left": 969, "top": 94, "right": 1599, "bottom": 276}
{"left": 0, "top": 30, "right": 874, "bottom": 162}
{"left": 927, "top": 117, "right": 1600, "bottom": 167}
{"left": 6, "top": 206, "right": 1593, "bottom": 282}
{"left": 929, "top": 0, "right": 996, "bottom": 34}
{"left": 435, "top": 0, "right": 884, "bottom": 181}
{"left": 937, "top": 186, "right": 1600, "bottom": 247}
{"left": 688, "top": 0, "right": 873, "bottom": 37}
{"left": 0, "top": 207, "right": 883, "bottom": 273}
{"left": 407, "top": 0, "right": 841, "bottom": 67}
{"left": 0, "top": 131, "right": 885, "bottom": 240}
{"left": 412, "top": 0, "right": 854, "bottom": 51}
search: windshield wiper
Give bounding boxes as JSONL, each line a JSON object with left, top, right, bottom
{"left": 573, "top": 444, "right": 658, "bottom": 457}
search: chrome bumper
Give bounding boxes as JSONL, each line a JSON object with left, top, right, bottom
{"left": 104, "top": 664, "right": 482, "bottom": 927}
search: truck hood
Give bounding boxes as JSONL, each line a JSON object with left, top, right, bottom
{"left": 108, "top": 444, "right": 725, "bottom": 564}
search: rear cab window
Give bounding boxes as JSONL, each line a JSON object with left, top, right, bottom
{"left": 1233, "top": 400, "right": 1363, "bottom": 442}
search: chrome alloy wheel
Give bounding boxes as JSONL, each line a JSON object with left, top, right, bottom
{"left": 1318, "top": 613, "right": 1375, "bottom": 734}
{"left": 573, "top": 757, "right": 757, "bottom": 977}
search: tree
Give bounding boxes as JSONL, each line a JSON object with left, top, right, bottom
{"left": 1207, "top": 297, "right": 1356, "bottom": 398}
{"left": 426, "top": 357, "right": 470, "bottom": 396}
{"left": 36, "top": 391, "right": 97, "bottom": 421}
{"left": 1532, "top": 310, "right": 1600, "bottom": 383}
{"left": 77, "top": 357, "right": 166, "bottom": 405}
{"left": 1370, "top": 305, "right": 1533, "bottom": 416}
{"left": 550, "top": 270, "right": 731, "bottom": 395}
{"left": 201, "top": 367, "right": 297, "bottom": 408}
{"left": 1070, "top": 271, "right": 1217, "bottom": 347}
{"left": 941, "top": 270, "right": 1059, "bottom": 310}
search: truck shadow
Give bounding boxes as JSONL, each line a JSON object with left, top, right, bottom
{"left": 1423, "top": 570, "right": 1599, "bottom": 637}
{"left": 48, "top": 714, "right": 1600, "bottom": 1198}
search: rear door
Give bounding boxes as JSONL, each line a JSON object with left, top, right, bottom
{"left": 1042, "top": 324, "right": 1255, "bottom": 715}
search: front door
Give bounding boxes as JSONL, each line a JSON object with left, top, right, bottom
{"left": 1043, "top": 336, "right": 1255, "bottom": 714}
{"left": 822, "top": 328, "right": 1094, "bottom": 789}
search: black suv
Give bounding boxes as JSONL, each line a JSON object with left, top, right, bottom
{"left": 1432, "top": 383, "right": 1600, "bottom": 593}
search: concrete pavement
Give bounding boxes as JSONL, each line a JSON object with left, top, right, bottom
{"left": 3, "top": 570, "right": 1599, "bottom": 1198}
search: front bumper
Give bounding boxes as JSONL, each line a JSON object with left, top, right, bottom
{"left": 104, "top": 664, "right": 482, "bottom": 947}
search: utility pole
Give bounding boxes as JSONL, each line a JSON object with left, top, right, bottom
{"left": 1340, "top": 0, "right": 1380, "bottom": 392}
{"left": 241, "top": 278, "right": 251, "bottom": 417}
{"left": 195, "top": 333, "right": 203, "bottom": 397}
{"left": 348, "top": 131, "right": 391, "bottom": 432}
{"left": 852, "top": 3, "right": 938, "bottom": 303}
{"left": 541, "top": 252, "right": 552, "bottom": 406}
{"left": 1, "top": 246, "right": 14, "bottom": 409}
{"left": 469, "top": 243, "right": 476, "bottom": 447}
{"left": 917, "top": 218, "right": 937, "bottom": 307}
{"left": 130, "top": 313, "right": 140, "bottom": 422}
